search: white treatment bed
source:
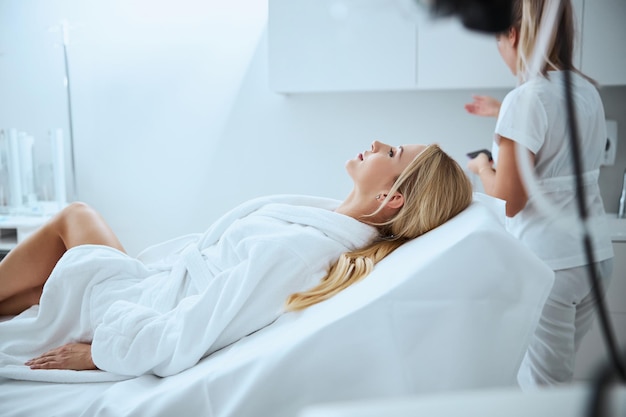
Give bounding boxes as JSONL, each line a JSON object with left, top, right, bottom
{"left": 0, "top": 194, "right": 554, "bottom": 417}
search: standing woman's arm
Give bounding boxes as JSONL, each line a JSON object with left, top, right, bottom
{"left": 470, "top": 137, "right": 534, "bottom": 217}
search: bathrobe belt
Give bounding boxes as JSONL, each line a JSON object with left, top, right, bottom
{"left": 180, "top": 245, "right": 213, "bottom": 294}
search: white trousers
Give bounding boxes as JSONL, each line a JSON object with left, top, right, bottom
{"left": 517, "top": 258, "right": 614, "bottom": 389}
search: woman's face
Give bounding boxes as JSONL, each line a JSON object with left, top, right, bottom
{"left": 496, "top": 29, "right": 518, "bottom": 75}
{"left": 346, "top": 140, "right": 425, "bottom": 195}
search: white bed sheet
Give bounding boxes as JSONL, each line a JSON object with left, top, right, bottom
{"left": 0, "top": 195, "right": 554, "bottom": 417}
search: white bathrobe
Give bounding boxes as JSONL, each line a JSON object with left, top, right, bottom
{"left": 0, "top": 195, "right": 377, "bottom": 381}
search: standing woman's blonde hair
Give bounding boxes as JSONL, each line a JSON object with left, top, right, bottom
{"left": 286, "top": 144, "right": 473, "bottom": 311}
{"left": 510, "top": 0, "right": 582, "bottom": 82}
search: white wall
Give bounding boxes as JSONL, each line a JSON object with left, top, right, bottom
{"left": 1, "top": 0, "right": 624, "bottom": 255}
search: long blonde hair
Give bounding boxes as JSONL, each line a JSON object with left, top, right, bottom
{"left": 285, "top": 144, "right": 473, "bottom": 312}
{"left": 510, "top": 0, "right": 582, "bottom": 82}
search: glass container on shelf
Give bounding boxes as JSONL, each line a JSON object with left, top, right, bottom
{"left": 0, "top": 127, "right": 67, "bottom": 216}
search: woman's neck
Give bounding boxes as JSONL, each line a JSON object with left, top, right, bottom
{"left": 335, "top": 191, "right": 388, "bottom": 226}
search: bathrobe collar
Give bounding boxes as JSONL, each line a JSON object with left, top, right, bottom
{"left": 199, "top": 194, "right": 378, "bottom": 250}
{"left": 255, "top": 202, "right": 378, "bottom": 250}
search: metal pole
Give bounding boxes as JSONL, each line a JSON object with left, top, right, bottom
{"left": 61, "top": 20, "right": 78, "bottom": 201}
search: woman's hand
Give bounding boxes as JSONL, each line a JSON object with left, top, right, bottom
{"left": 467, "top": 152, "right": 493, "bottom": 175}
{"left": 25, "top": 342, "right": 97, "bottom": 371}
{"left": 465, "top": 95, "right": 501, "bottom": 118}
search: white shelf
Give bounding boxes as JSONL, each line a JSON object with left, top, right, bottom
{"left": 0, "top": 215, "right": 52, "bottom": 250}
{"left": 0, "top": 230, "right": 18, "bottom": 251}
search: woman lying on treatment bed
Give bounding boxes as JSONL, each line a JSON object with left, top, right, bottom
{"left": 0, "top": 142, "right": 472, "bottom": 378}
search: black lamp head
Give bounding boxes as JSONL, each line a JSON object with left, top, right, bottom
{"left": 425, "top": 0, "right": 513, "bottom": 33}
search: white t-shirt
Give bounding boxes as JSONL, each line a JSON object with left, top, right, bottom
{"left": 494, "top": 71, "right": 613, "bottom": 270}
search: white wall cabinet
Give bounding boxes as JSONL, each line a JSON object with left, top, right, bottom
{"left": 268, "top": 0, "right": 516, "bottom": 93}
{"left": 268, "top": 0, "right": 622, "bottom": 93}
{"left": 580, "top": 0, "right": 626, "bottom": 86}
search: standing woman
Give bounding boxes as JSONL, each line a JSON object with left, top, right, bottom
{"left": 466, "top": 0, "right": 614, "bottom": 387}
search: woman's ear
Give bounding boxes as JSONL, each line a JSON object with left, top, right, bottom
{"left": 509, "top": 27, "right": 518, "bottom": 48}
{"left": 385, "top": 192, "right": 405, "bottom": 209}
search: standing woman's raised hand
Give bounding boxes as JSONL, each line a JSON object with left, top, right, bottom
{"left": 464, "top": 95, "right": 502, "bottom": 118}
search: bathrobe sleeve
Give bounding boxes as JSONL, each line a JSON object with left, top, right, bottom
{"left": 91, "top": 239, "right": 312, "bottom": 377}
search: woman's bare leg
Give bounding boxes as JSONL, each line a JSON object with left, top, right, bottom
{"left": 0, "top": 286, "right": 43, "bottom": 316}
{"left": 0, "top": 202, "right": 125, "bottom": 315}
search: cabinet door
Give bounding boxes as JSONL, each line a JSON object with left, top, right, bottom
{"left": 268, "top": 0, "right": 417, "bottom": 93}
{"left": 415, "top": 14, "right": 515, "bottom": 90}
{"left": 580, "top": 0, "right": 626, "bottom": 86}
